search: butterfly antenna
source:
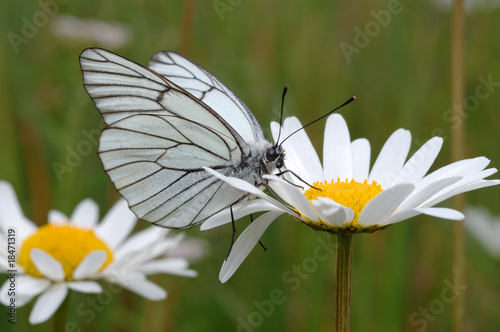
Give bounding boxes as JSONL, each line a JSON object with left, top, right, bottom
{"left": 279, "top": 96, "right": 356, "bottom": 147}
{"left": 275, "top": 84, "right": 288, "bottom": 145}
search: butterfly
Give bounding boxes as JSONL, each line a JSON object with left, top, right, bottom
{"left": 79, "top": 48, "right": 285, "bottom": 229}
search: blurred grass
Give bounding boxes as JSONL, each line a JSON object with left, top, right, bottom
{"left": 1, "top": 0, "right": 500, "bottom": 331}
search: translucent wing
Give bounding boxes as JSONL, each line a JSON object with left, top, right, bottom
{"left": 80, "top": 48, "right": 250, "bottom": 228}
{"left": 148, "top": 51, "right": 266, "bottom": 143}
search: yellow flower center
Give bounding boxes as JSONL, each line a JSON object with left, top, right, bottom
{"left": 302, "top": 178, "right": 383, "bottom": 232}
{"left": 18, "top": 223, "right": 113, "bottom": 281}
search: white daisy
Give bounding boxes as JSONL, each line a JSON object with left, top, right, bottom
{"left": 464, "top": 206, "right": 500, "bottom": 258}
{"left": 50, "top": 15, "right": 131, "bottom": 49}
{"left": 0, "top": 181, "right": 197, "bottom": 324}
{"left": 201, "top": 114, "right": 500, "bottom": 282}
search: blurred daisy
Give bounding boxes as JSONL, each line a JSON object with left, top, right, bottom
{"left": 202, "top": 114, "right": 500, "bottom": 282}
{"left": 50, "top": 15, "right": 131, "bottom": 49}
{"left": 0, "top": 181, "right": 197, "bottom": 324}
{"left": 464, "top": 206, "right": 500, "bottom": 258}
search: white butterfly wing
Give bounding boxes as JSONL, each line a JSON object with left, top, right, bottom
{"left": 80, "top": 48, "right": 250, "bottom": 228}
{"left": 148, "top": 51, "right": 266, "bottom": 143}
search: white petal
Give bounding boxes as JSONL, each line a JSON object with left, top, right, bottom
{"left": 67, "top": 281, "right": 102, "bottom": 293}
{"left": 31, "top": 249, "right": 65, "bottom": 281}
{"left": 420, "top": 166, "right": 497, "bottom": 208}
{"left": 452, "top": 157, "right": 491, "bottom": 176}
{"left": 114, "top": 226, "right": 168, "bottom": 262}
{"left": 267, "top": 176, "right": 317, "bottom": 221}
{"left": 415, "top": 207, "right": 464, "bottom": 220}
{"left": 380, "top": 209, "right": 421, "bottom": 226}
{"left": 0, "top": 276, "right": 38, "bottom": 307}
{"left": 203, "top": 168, "right": 290, "bottom": 213}
{"left": 417, "top": 157, "right": 489, "bottom": 192}
{"left": 144, "top": 234, "right": 183, "bottom": 259}
{"left": 29, "top": 283, "right": 68, "bottom": 324}
{"left": 398, "top": 176, "right": 462, "bottom": 211}
{"left": 201, "top": 211, "right": 232, "bottom": 229}
{"left": 113, "top": 276, "right": 167, "bottom": 301}
{"left": 268, "top": 173, "right": 309, "bottom": 213}
{"left": 201, "top": 200, "right": 281, "bottom": 230}
{"left": 112, "top": 237, "right": 177, "bottom": 271}
{"left": 429, "top": 179, "right": 500, "bottom": 207}
{"left": 14, "top": 292, "right": 37, "bottom": 307}
{"left": 271, "top": 117, "right": 323, "bottom": 184}
{"left": 95, "top": 199, "right": 137, "bottom": 249}
{"left": 104, "top": 251, "right": 141, "bottom": 273}
{"left": 464, "top": 206, "right": 500, "bottom": 256}
{"left": 351, "top": 138, "right": 371, "bottom": 182}
{"left": 110, "top": 231, "right": 176, "bottom": 271}
{"left": 166, "top": 237, "right": 208, "bottom": 262}
{"left": 71, "top": 199, "right": 99, "bottom": 228}
{"left": 219, "top": 211, "right": 281, "bottom": 283}
{"left": 311, "top": 197, "right": 354, "bottom": 226}
{"left": 423, "top": 166, "right": 499, "bottom": 208}
{"left": 138, "top": 258, "right": 198, "bottom": 277}
{"left": 368, "top": 129, "right": 411, "bottom": 188}
{"left": 0, "top": 275, "right": 49, "bottom": 306}
{"left": 0, "top": 181, "right": 37, "bottom": 242}
{"left": 358, "top": 183, "right": 415, "bottom": 226}
{"left": 48, "top": 210, "right": 69, "bottom": 225}
{"left": 323, "top": 114, "right": 352, "bottom": 181}
{"left": 16, "top": 275, "right": 51, "bottom": 297}
{"left": 0, "top": 280, "right": 14, "bottom": 305}
{"left": 392, "top": 137, "right": 443, "bottom": 185}
{"left": 383, "top": 202, "right": 467, "bottom": 226}
{"left": 265, "top": 172, "right": 299, "bottom": 204}
{"left": 73, "top": 250, "right": 108, "bottom": 279}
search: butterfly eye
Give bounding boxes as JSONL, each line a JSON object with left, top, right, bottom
{"left": 266, "top": 147, "right": 277, "bottom": 162}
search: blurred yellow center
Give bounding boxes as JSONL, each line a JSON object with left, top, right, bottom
{"left": 18, "top": 223, "right": 113, "bottom": 281}
{"left": 304, "top": 178, "right": 383, "bottom": 227}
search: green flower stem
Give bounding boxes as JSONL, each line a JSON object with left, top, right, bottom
{"left": 451, "top": 0, "right": 466, "bottom": 331}
{"left": 54, "top": 295, "right": 68, "bottom": 332}
{"left": 335, "top": 233, "right": 354, "bottom": 332}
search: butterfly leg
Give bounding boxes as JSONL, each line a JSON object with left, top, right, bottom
{"left": 251, "top": 214, "right": 267, "bottom": 252}
{"left": 226, "top": 207, "right": 268, "bottom": 260}
{"left": 225, "top": 203, "right": 238, "bottom": 260}
{"left": 275, "top": 169, "right": 321, "bottom": 191}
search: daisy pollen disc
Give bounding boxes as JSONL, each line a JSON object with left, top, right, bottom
{"left": 304, "top": 178, "right": 383, "bottom": 231}
{"left": 19, "top": 223, "right": 113, "bottom": 281}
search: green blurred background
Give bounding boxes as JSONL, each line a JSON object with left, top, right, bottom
{"left": 1, "top": 0, "right": 500, "bottom": 331}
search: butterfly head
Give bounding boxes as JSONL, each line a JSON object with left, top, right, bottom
{"left": 266, "top": 145, "right": 285, "bottom": 169}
